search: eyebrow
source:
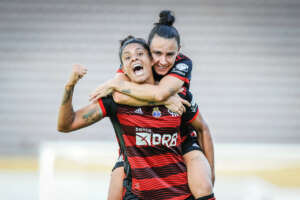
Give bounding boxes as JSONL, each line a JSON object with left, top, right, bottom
{"left": 136, "top": 47, "right": 144, "bottom": 51}
{"left": 123, "top": 47, "right": 144, "bottom": 55}
{"left": 122, "top": 52, "right": 130, "bottom": 56}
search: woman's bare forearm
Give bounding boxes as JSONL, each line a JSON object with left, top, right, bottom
{"left": 113, "top": 91, "right": 160, "bottom": 106}
{"left": 57, "top": 84, "right": 76, "bottom": 132}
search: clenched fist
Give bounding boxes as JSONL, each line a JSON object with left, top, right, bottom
{"left": 67, "top": 64, "right": 88, "bottom": 86}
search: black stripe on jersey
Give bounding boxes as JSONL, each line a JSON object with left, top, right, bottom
{"left": 132, "top": 162, "right": 186, "bottom": 179}
{"left": 122, "top": 125, "right": 179, "bottom": 137}
{"left": 126, "top": 145, "right": 182, "bottom": 157}
{"left": 136, "top": 184, "right": 191, "bottom": 200}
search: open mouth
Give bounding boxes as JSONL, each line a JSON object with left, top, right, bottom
{"left": 133, "top": 63, "right": 144, "bottom": 76}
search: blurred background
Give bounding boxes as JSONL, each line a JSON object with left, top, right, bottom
{"left": 0, "top": 0, "right": 299, "bottom": 199}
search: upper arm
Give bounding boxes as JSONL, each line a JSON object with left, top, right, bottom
{"left": 154, "top": 75, "right": 184, "bottom": 101}
{"left": 190, "top": 112, "right": 208, "bottom": 133}
{"left": 66, "top": 102, "right": 105, "bottom": 132}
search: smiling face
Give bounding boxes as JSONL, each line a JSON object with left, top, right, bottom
{"left": 121, "top": 43, "right": 154, "bottom": 84}
{"left": 150, "top": 34, "right": 180, "bottom": 76}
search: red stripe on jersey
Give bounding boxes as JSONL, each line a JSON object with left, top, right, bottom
{"left": 187, "top": 108, "right": 199, "bottom": 124}
{"left": 179, "top": 87, "right": 187, "bottom": 96}
{"left": 117, "top": 114, "right": 181, "bottom": 128}
{"left": 175, "top": 54, "right": 187, "bottom": 62}
{"left": 128, "top": 153, "right": 184, "bottom": 169}
{"left": 122, "top": 134, "right": 136, "bottom": 147}
{"left": 132, "top": 172, "right": 188, "bottom": 191}
{"left": 168, "top": 73, "right": 190, "bottom": 84}
{"left": 126, "top": 145, "right": 182, "bottom": 157}
{"left": 97, "top": 99, "right": 107, "bottom": 117}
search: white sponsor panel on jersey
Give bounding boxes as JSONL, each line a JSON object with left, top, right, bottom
{"left": 136, "top": 132, "right": 178, "bottom": 147}
{"left": 136, "top": 132, "right": 151, "bottom": 146}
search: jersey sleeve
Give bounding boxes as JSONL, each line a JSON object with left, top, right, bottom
{"left": 97, "top": 96, "right": 116, "bottom": 117}
{"left": 181, "top": 91, "right": 199, "bottom": 124}
{"left": 168, "top": 58, "right": 192, "bottom": 84}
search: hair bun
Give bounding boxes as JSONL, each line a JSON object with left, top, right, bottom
{"left": 158, "top": 10, "right": 175, "bottom": 26}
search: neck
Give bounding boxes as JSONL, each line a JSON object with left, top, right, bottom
{"left": 144, "top": 75, "right": 155, "bottom": 85}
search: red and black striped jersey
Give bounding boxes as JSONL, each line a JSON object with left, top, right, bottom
{"left": 98, "top": 95, "right": 199, "bottom": 200}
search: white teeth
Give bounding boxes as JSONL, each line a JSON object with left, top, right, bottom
{"left": 134, "top": 63, "right": 142, "bottom": 67}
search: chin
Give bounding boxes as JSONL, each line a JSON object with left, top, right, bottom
{"left": 132, "top": 76, "right": 147, "bottom": 84}
{"left": 154, "top": 67, "right": 169, "bottom": 76}
{"left": 156, "top": 70, "right": 168, "bottom": 76}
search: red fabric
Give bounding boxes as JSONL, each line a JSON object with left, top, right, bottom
{"left": 97, "top": 99, "right": 107, "bottom": 117}
{"left": 168, "top": 73, "right": 190, "bottom": 84}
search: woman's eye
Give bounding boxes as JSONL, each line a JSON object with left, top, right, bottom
{"left": 125, "top": 56, "right": 130, "bottom": 60}
{"left": 138, "top": 52, "right": 144, "bottom": 56}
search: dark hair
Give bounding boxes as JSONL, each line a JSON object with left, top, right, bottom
{"left": 148, "top": 10, "right": 180, "bottom": 48}
{"left": 119, "top": 35, "right": 150, "bottom": 64}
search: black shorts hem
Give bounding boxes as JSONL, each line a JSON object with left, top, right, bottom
{"left": 182, "top": 146, "right": 203, "bottom": 155}
{"left": 112, "top": 161, "right": 124, "bottom": 171}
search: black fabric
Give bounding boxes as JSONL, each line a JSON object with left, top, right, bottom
{"left": 181, "top": 91, "right": 199, "bottom": 123}
{"left": 112, "top": 160, "right": 124, "bottom": 171}
{"left": 181, "top": 134, "right": 202, "bottom": 155}
{"left": 123, "top": 178, "right": 138, "bottom": 200}
{"left": 196, "top": 193, "right": 215, "bottom": 200}
{"left": 185, "top": 195, "right": 196, "bottom": 200}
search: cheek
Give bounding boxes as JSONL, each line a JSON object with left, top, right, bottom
{"left": 151, "top": 55, "right": 159, "bottom": 63}
{"left": 169, "top": 56, "right": 176, "bottom": 65}
{"left": 123, "top": 65, "right": 130, "bottom": 74}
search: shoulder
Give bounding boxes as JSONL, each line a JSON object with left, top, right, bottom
{"left": 168, "top": 53, "right": 192, "bottom": 80}
{"left": 172, "top": 53, "right": 192, "bottom": 73}
{"left": 176, "top": 53, "right": 192, "bottom": 63}
{"left": 175, "top": 53, "right": 192, "bottom": 66}
{"left": 98, "top": 95, "right": 117, "bottom": 116}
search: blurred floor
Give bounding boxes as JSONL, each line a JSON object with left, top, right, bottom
{"left": 1, "top": 143, "right": 300, "bottom": 200}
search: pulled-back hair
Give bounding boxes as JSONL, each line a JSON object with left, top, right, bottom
{"left": 119, "top": 35, "right": 150, "bottom": 64}
{"left": 148, "top": 10, "right": 180, "bottom": 48}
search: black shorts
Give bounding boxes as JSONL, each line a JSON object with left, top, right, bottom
{"left": 112, "top": 154, "right": 125, "bottom": 171}
{"left": 181, "top": 131, "right": 203, "bottom": 155}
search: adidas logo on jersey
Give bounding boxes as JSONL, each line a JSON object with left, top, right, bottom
{"left": 134, "top": 108, "right": 143, "bottom": 115}
{"left": 168, "top": 109, "right": 179, "bottom": 117}
{"left": 136, "top": 132, "right": 178, "bottom": 147}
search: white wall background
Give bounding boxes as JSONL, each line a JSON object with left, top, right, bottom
{"left": 0, "top": 0, "right": 300, "bottom": 155}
